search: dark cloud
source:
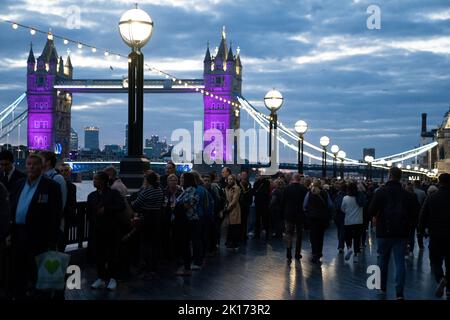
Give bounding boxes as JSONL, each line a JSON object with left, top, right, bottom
{"left": 0, "top": 0, "right": 449, "bottom": 161}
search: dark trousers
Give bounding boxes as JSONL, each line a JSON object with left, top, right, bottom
{"left": 0, "top": 240, "right": 12, "bottom": 298}
{"left": 176, "top": 219, "right": 202, "bottom": 270}
{"left": 205, "top": 215, "right": 217, "bottom": 253}
{"left": 271, "top": 209, "right": 283, "bottom": 238}
{"left": 241, "top": 206, "right": 250, "bottom": 242}
{"left": 335, "top": 219, "right": 345, "bottom": 250}
{"left": 161, "top": 212, "right": 174, "bottom": 261}
{"left": 285, "top": 221, "right": 303, "bottom": 254}
{"left": 429, "top": 236, "right": 450, "bottom": 290}
{"left": 254, "top": 204, "right": 270, "bottom": 238}
{"left": 11, "top": 227, "right": 36, "bottom": 299}
{"left": 94, "top": 225, "right": 119, "bottom": 281}
{"left": 309, "top": 219, "right": 328, "bottom": 258}
{"left": 408, "top": 226, "right": 424, "bottom": 252}
{"left": 141, "top": 213, "right": 161, "bottom": 273}
{"left": 345, "top": 224, "right": 363, "bottom": 254}
{"left": 377, "top": 238, "right": 407, "bottom": 296}
{"left": 361, "top": 217, "right": 370, "bottom": 247}
{"left": 227, "top": 224, "right": 241, "bottom": 248}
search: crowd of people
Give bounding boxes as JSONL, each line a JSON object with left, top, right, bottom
{"left": 0, "top": 150, "right": 449, "bottom": 301}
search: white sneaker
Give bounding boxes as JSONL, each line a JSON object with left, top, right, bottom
{"left": 107, "top": 278, "right": 117, "bottom": 291}
{"left": 91, "top": 278, "right": 106, "bottom": 289}
{"left": 345, "top": 250, "right": 353, "bottom": 261}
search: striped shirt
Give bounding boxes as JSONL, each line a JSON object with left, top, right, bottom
{"left": 132, "top": 186, "right": 164, "bottom": 213}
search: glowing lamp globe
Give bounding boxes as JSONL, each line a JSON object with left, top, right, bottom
{"left": 119, "top": 8, "right": 154, "bottom": 50}
{"left": 294, "top": 120, "right": 308, "bottom": 135}
{"left": 331, "top": 145, "right": 340, "bottom": 154}
{"left": 364, "top": 155, "right": 374, "bottom": 163}
{"left": 337, "top": 150, "right": 346, "bottom": 160}
{"left": 320, "top": 136, "right": 330, "bottom": 148}
{"left": 264, "top": 89, "right": 283, "bottom": 112}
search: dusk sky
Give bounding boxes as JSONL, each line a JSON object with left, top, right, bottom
{"left": 0, "top": 0, "right": 449, "bottom": 162}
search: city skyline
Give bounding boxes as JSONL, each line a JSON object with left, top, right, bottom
{"left": 0, "top": 0, "right": 449, "bottom": 161}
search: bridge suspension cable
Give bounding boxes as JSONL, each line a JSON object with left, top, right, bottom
{"left": 1, "top": 19, "right": 438, "bottom": 168}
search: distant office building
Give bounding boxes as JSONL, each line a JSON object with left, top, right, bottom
{"left": 104, "top": 144, "right": 121, "bottom": 153}
{"left": 70, "top": 127, "right": 79, "bottom": 151}
{"left": 84, "top": 126, "right": 99, "bottom": 151}
{"left": 144, "top": 135, "right": 168, "bottom": 159}
{"left": 124, "top": 124, "right": 128, "bottom": 154}
{"left": 363, "top": 148, "right": 375, "bottom": 159}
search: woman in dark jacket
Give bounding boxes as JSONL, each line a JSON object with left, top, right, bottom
{"left": 303, "top": 180, "right": 334, "bottom": 264}
{"left": 333, "top": 182, "right": 347, "bottom": 253}
{"left": 270, "top": 178, "right": 285, "bottom": 239}
{"left": 161, "top": 174, "right": 182, "bottom": 261}
{"left": 132, "top": 171, "right": 165, "bottom": 279}
{"left": 88, "top": 171, "right": 126, "bottom": 291}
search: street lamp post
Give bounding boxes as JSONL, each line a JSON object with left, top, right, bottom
{"left": 331, "top": 145, "right": 339, "bottom": 179}
{"left": 118, "top": 6, "right": 154, "bottom": 189}
{"left": 294, "top": 120, "right": 308, "bottom": 174}
{"left": 320, "top": 136, "right": 330, "bottom": 179}
{"left": 337, "top": 150, "right": 346, "bottom": 180}
{"left": 264, "top": 90, "right": 283, "bottom": 169}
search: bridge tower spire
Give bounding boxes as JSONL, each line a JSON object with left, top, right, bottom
{"left": 203, "top": 28, "right": 243, "bottom": 163}
{"left": 26, "top": 39, "right": 72, "bottom": 158}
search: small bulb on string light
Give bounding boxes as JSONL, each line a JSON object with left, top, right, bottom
{"left": 178, "top": 80, "right": 182, "bottom": 84}
{"left": 30, "top": 29, "right": 36, "bottom": 35}
{"left": 47, "top": 33, "right": 53, "bottom": 40}
{"left": 116, "top": 55, "right": 120, "bottom": 60}
{"left": 172, "top": 78, "right": 176, "bottom": 82}
{"left": 104, "top": 51, "right": 109, "bottom": 56}
{"left": 63, "top": 39, "right": 69, "bottom": 45}
{"left": 12, "top": 23, "right": 18, "bottom": 29}
{"left": 92, "top": 47, "right": 97, "bottom": 53}
{"left": 77, "top": 43, "right": 83, "bottom": 49}
{"left": 128, "top": 58, "right": 132, "bottom": 63}
{"left": 195, "top": 88, "right": 199, "bottom": 92}
{"left": 165, "top": 75, "right": 169, "bottom": 79}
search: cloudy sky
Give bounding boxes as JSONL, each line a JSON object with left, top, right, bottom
{"left": 0, "top": 0, "right": 449, "bottom": 162}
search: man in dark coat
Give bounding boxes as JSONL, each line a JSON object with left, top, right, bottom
{"left": 368, "top": 167, "right": 419, "bottom": 300}
{"left": 283, "top": 174, "right": 308, "bottom": 261}
{"left": 9, "top": 154, "right": 62, "bottom": 299}
{"left": 419, "top": 173, "right": 450, "bottom": 299}
{"left": 253, "top": 175, "right": 271, "bottom": 240}
{"left": 0, "top": 181, "right": 10, "bottom": 298}
{"left": 0, "top": 149, "right": 26, "bottom": 194}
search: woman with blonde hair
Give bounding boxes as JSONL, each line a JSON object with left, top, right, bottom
{"left": 303, "top": 179, "right": 334, "bottom": 263}
{"left": 225, "top": 175, "right": 241, "bottom": 250}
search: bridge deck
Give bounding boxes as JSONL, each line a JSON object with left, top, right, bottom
{"left": 66, "top": 225, "right": 441, "bottom": 300}
{"left": 54, "top": 79, "right": 204, "bottom": 93}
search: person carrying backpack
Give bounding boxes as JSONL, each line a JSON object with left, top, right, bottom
{"left": 368, "top": 167, "right": 419, "bottom": 300}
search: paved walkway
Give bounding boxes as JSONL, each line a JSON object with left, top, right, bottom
{"left": 66, "top": 225, "right": 443, "bottom": 300}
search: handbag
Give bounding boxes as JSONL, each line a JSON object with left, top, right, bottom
{"left": 35, "top": 250, "right": 70, "bottom": 291}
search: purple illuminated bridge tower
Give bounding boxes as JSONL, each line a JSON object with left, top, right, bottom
{"left": 203, "top": 28, "right": 243, "bottom": 163}
{"left": 25, "top": 28, "right": 242, "bottom": 163}
{"left": 26, "top": 38, "right": 72, "bottom": 158}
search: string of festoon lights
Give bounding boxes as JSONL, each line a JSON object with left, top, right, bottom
{"left": 2, "top": 19, "right": 439, "bottom": 178}
{"left": 2, "top": 19, "right": 242, "bottom": 110}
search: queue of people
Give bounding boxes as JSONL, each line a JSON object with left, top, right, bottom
{"left": 0, "top": 152, "right": 449, "bottom": 301}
